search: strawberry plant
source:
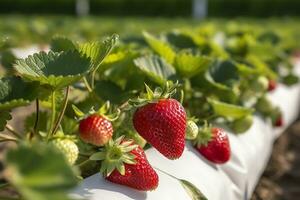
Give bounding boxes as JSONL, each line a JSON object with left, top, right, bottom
{"left": 0, "top": 19, "right": 299, "bottom": 200}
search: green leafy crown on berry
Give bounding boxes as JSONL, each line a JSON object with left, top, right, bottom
{"left": 72, "top": 101, "right": 120, "bottom": 121}
{"left": 89, "top": 136, "right": 138, "bottom": 176}
{"left": 129, "top": 81, "right": 183, "bottom": 107}
{"left": 192, "top": 121, "right": 213, "bottom": 147}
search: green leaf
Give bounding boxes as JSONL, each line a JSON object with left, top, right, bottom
{"left": 143, "top": 32, "right": 176, "bottom": 64}
{"left": 191, "top": 72, "right": 238, "bottom": 103}
{"left": 165, "top": 31, "right": 197, "bottom": 49}
{"left": 246, "top": 55, "right": 277, "bottom": 80}
{"left": 175, "top": 51, "right": 212, "bottom": 78}
{"left": 209, "top": 60, "right": 239, "bottom": 84}
{"left": 0, "top": 49, "right": 17, "bottom": 71}
{"left": 0, "top": 76, "right": 38, "bottom": 110}
{"left": 79, "top": 34, "right": 119, "bottom": 73}
{"left": 0, "top": 110, "right": 12, "bottom": 131}
{"left": 50, "top": 37, "right": 77, "bottom": 52}
{"left": 14, "top": 50, "right": 91, "bottom": 90}
{"left": 235, "top": 62, "right": 258, "bottom": 76}
{"left": 179, "top": 179, "right": 208, "bottom": 200}
{"left": 134, "top": 55, "right": 176, "bottom": 85}
{"left": 94, "top": 80, "right": 131, "bottom": 104}
{"left": 60, "top": 116, "right": 78, "bottom": 134}
{"left": 282, "top": 74, "right": 299, "bottom": 86}
{"left": 208, "top": 98, "right": 253, "bottom": 119}
{"left": 6, "top": 143, "right": 78, "bottom": 200}
{"left": 103, "top": 51, "right": 127, "bottom": 64}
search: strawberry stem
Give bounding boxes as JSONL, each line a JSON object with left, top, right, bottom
{"left": 91, "top": 70, "right": 97, "bottom": 90}
{"left": 83, "top": 76, "right": 93, "bottom": 92}
{"left": 33, "top": 99, "right": 39, "bottom": 136}
{"left": 5, "top": 124, "right": 21, "bottom": 139}
{"left": 47, "top": 91, "right": 56, "bottom": 141}
{"left": 52, "top": 86, "right": 70, "bottom": 136}
{"left": 154, "top": 167, "right": 179, "bottom": 181}
{"left": 77, "top": 159, "right": 92, "bottom": 168}
{"left": 0, "top": 133, "right": 19, "bottom": 143}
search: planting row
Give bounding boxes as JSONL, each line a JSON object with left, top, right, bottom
{"left": 0, "top": 21, "right": 300, "bottom": 200}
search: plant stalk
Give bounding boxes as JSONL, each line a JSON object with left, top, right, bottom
{"left": 5, "top": 124, "right": 21, "bottom": 139}
{"left": 33, "top": 99, "right": 39, "bottom": 135}
{"left": 77, "top": 159, "right": 92, "bottom": 168}
{"left": 91, "top": 70, "right": 96, "bottom": 89}
{"left": 47, "top": 91, "right": 56, "bottom": 140}
{"left": 52, "top": 86, "right": 70, "bottom": 135}
{"left": 83, "top": 77, "right": 93, "bottom": 92}
{"left": 154, "top": 167, "right": 179, "bottom": 180}
{"left": 0, "top": 133, "right": 18, "bottom": 143}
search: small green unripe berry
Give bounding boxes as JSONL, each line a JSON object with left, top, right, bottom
{"left": 230, "top": 115, "right": 253, "bottom": 134}
{"left": 250, "top": 76, "right": 268, "bottom": 93}
{"left": 185, "top": 120, "right": 199, "bottom": 140}
{"left": 256, "top": 96, "right": 273, "bottom": 114}
{"left": 51, "top": 138, "right": 79, "bottom": 165}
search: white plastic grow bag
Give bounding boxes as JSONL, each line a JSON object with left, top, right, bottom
{"left": 11, "top": 48, "right": 300, "bottom": 200}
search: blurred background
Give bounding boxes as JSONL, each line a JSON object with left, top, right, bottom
{"left": 1, "top": 0, "right": 300, "bottom": 47}
{"left": 0, "top": 0, "right": 299, "bottom": 17}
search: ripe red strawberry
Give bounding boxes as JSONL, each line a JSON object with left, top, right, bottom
{"left": 193, "top": 127, "right": 230, "bottom": 164}
{"left": 79, "top": 114, "right": 113, "bottom": 146}
{"left": 133, "top": 98, "right": 187, "bottom": 159}
{"left": 90, "top": 137, "right": 158, "bottom": 191}
{"left": 106, "top": 144, "right": 158, "bottom": 191}
{"left": 274, "top": 116, "right": 284, "bottom": 127}
{"left": 268, "top": 79, "right": 277, "bottom": 91}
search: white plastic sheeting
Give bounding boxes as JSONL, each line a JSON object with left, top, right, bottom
{"left": 11, "top": 48, "right": 300, "bottom": 200}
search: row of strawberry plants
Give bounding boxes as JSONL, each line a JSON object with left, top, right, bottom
{"left": 0, "top": 22, "right": 299, "bottom": 200}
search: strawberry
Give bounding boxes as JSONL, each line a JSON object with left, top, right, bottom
{"left": 268, "top": 79, "right": 277, "bottom": 91}
{"left": 256, "top": 96, "right": 273, "bottom": 114}
{"left": 193, "top": 126, "right": 230, "bottom": 164}
{"left": 133, "top": 98, "right": 186, "bottom": 159}
{"left": 270, "top": 107, "right": 284, "bottom": 127}
{"left": 185, "top": 120, "right": 199, "bottom": 140}
{"left": 274, "top": 116, "right": 284, "bottom": 127}
{"left": 90, "top": 137, "right": 158, "bottom": 191}
{"left": 230, "top": 115, "right": 253, "bottom": 134}
{"left": 79, "top": 114, "right": 113, "bottom": 146}
{"left": 250, "top": 76, "right": 268, "bottom": 93}
{"left": 50, "top": 135, "right": 79, "bottom": 165}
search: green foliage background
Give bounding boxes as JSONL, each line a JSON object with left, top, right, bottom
{"left": 0, "top": 0, "right": 299, "bottom": 17}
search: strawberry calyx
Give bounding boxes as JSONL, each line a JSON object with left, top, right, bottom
{"left": 89, "top": 136, "right": 138, "bottom": 177}
{"left": 129, "top": 81, "right": 182, "bottom": 108}
{"left": 72, "top": 101, "right": 120, "bottom": 122}
{"left": 192, "top": 121, "right": 213, "bottom": 147}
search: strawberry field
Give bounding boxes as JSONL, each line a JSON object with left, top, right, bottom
{"left": 1, "top": 16, "right": 300, "bottom": 200}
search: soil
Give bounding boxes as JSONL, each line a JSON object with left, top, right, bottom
{"left": 251, "top": 119, "right": 300, "bottom": 200}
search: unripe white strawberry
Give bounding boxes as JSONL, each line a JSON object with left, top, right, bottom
{"left": 50, "top": 136, "right": 79, "bottom": 165}
{"left": 185, "top": 120, "right": 198, "bottom": 140}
